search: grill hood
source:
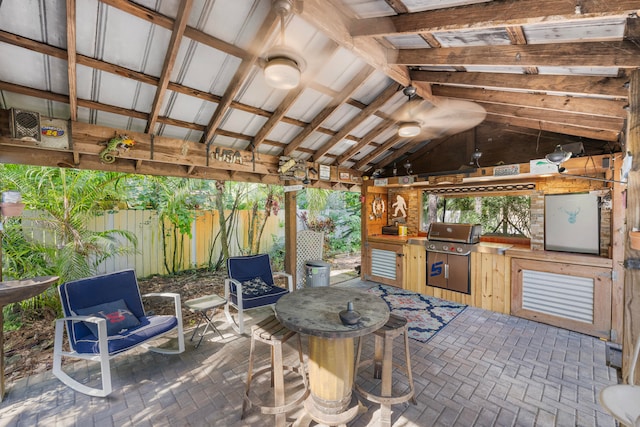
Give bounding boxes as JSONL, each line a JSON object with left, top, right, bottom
{"left": 427, "top": 223, "right": 482, "bottom": 244}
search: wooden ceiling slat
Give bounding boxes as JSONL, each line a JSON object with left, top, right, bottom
{"left": 351, "top": 0, "right": 640, "bottom": 37}
{"left": 395, "top": 41, "right": 640, "bottom": 68}
{"left": 335, "top": 118, "right": 397, "bottom": 165}
{"left": 312, "top": 82, "right": 399, "bottom": 161}
{"left": 481, "top": 102, "right": 625, "bottom": 132}
{"left": 145, "top": 0, "right": 193, "bottom": 133}
{"left": 0, "top": 81, "right": 68, "bottom": 104}
{"left": 375, "top": 137, "right": 425, "bottom": 171}
{"left": 485, "top": 113, "right": 621, "bottom": 141}
{"left": 431, "top": 85, "right": 628, "bottom": 118}
{"left": 411, "top": 70, "right": 629, "bottom": 99}
{"left": 0, "top": 30, "right": 66, "bottom": 60}
{"left": 66, "top": 0, "right": 78, "bottom": 121}
{"left": 78, "top": 99, "right": 148, "bottom": 121}
{"left": 201, "top": 9, "right": 279, "bottom": 145}
{"left": 354, "top": 134, "right": 404, "bottom": 170}
{"left": 99, "top": 0, "right": 246, "bottom": 59}
{"left": 283, "top": 66, "right": 376, "bottom": 156}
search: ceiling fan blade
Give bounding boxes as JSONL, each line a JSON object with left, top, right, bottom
{"left": 391, "top": 98, "right": 434, "bottom": 122}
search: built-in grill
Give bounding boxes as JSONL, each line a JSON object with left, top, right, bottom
{"left": 425, "top": 223, "right": 481, "bottom": 294}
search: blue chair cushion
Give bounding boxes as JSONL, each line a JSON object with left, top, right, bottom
{"left": 73, "top": 315, "right": 178, "bottom": 355}
{"left": 229, "top": 277, "right": 288, "bottom": 309}
{"left": 75, "top": 299, "right": 141, "bottom": 336}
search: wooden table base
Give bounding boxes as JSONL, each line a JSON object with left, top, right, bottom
{"left": 293, "top": 336, "right": 363, "bottom": 426}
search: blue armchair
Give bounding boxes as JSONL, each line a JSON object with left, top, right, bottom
{"left": 224, "top": 254, "right": 293, "bottom": 334}
{"left": 53, "top": 269, "right": 184, "bottom": 397}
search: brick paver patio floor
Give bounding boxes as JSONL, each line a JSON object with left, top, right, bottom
{"left": 0, "top": 280, "right": 619, "bottom": 426}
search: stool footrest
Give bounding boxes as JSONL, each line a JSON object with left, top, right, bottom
{"left": 241, "top": 314, "right": 308, "bottom": 425}
{"left": 355, "top": 359, "right": 415, "bottom": 405}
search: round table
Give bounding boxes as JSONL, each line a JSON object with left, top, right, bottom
{"left": 275, "top": 287, "right": 389, "bottom": 426}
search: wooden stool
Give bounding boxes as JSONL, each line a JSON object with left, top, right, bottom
{"left": 354, "top": 313, "right": 416, "bottom": 427}
{"left": 242, "top": 315, "right": 309, "bottom": 427}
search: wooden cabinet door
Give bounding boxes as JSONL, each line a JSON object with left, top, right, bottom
{"left": 404, "top": 244, "right": 425, "bottom": 293}
{"left": 511, "top": 258, "right": 612, "bottom": 339}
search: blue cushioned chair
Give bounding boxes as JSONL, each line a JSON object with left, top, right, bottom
{"left": 53, "top": 269, "right": 185, "bottom": 397}
{"left": 224, "top": 254, "right": 293, "bottom": 334}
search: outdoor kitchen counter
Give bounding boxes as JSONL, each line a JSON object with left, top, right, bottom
{"left": 367, "top": 234, "right": 412, "bottom": 244}
{"left": 406, "top": 236, "right": 514, "bottom": 255}
{"left": 505, "top": 246, "right": 613, "bottom": 268}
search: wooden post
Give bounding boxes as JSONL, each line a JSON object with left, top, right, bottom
{"left": 284, "top": 189, "right": 297, "bottom": 280}
{"left": 610, "top": 152, "right": 625, "bottom": 345}
{"left": 624, "top": 69, "right": 640, "bottom": 384}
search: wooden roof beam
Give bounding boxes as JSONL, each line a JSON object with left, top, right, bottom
{"left": 312, "top": 83, "right": 399, "bottom": 161}
{"left": 283, "top": 66, "right": 376, "bottom": 156}
{"left": 146, "top": 0, "right": 193, "bottom": 133}
{"left": 485, "top": 113, "right": 621, "bottom": 141}
{"left": 411, "top": 70, "right": 630, "bottom": 99}
{"left": 335, "top": 118, "right": 397, "bottom": 165}
{"left": 374, "top": 138, "right": 426, "bottom": 171}
{"left": 431, "top": 85, "right": 628, "bottom": 118}
{"left": 395, "top": 41, "right": 640, "bottom": 68}
{"left": 65, "top": 0, "right": 78, "bottom": 121}
{"left": 0, "top": 30, "right": 366, "bottom": 144}
{"left": 99, "top": 0, "right": 246, "bottom": 59}
{"left": 299, "top": 0, "right": 412, "bottom": 92}
{"left": 351, "top": 0, "right": 640, "bottom": 37}
{"left": 354, "top": 134, "right": 404, "bottom": 170}
{"left": 201, "top": 9, "right": 279, "bottom": 145}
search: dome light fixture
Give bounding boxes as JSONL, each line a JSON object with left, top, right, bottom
{"left": 398, "top": 122, "right": 421, "bottom": 138}
{"left": 264, "top": 57, "right": 301, "bottom": 90}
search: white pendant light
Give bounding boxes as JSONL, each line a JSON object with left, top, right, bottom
{"left": 398, "top": 122, "right": 421, "bottom": 138}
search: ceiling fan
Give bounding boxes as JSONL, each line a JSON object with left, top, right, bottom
{"left": 262, "top": 0, "right": 306, "bottom": 90}
{"left": 393, "top": 85, "right": 487, "bottom": 140}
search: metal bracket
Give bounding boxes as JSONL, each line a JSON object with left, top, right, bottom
{"left": 623, "top": 258, "right": 640, "bottom": 269}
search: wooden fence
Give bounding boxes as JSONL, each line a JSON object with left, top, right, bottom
{"left": 21, "top": 210, "right": 284, "bottom": 278}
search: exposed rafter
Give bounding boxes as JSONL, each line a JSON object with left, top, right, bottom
{"left": 350, "top": 0, "right": 640, "bottom": 37}
{"left": 146, "top": 0, "right": 193, "bottom": 133}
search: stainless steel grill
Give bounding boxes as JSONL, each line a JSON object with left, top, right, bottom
{"left": 425, "top": 223, "right": 481, "bottom": 294}
{"left": 426, "top": 223, "right": 481, "bottom": 255}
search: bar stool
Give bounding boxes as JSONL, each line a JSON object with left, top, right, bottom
{"left": 354, "top": 313, "right": 416, "bottom": 427}
{"left": 241, "top": 315, "right": 309, "bottom": 427}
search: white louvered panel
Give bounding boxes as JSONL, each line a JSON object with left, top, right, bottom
{"left": 371, "top": 248, "right": 397, "bottom": 280}
{"left": 522, "top": 270, "right": 594, "bottom": 323}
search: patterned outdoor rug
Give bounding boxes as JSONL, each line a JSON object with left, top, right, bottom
{"left": 367, "top": 284, "right": 467, "bottom": 343}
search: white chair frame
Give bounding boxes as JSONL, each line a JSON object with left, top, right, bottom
{"left": 598, "top": 334, "right": 640, "bottom": 426}
{"left": 53, "top": 292, "right": 184, "bottom": 397}
{"left": 224, "top": 272, "right": 293, "bottom": 335}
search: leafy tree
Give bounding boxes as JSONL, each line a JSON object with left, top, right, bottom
{"left": 0, "top": 165, "right": 137, "bottom": 314}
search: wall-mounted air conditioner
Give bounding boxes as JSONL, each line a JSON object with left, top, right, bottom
{"left": 10, "top": 108, "right": 41, "bottom": 142}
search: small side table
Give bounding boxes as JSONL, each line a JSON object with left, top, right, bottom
{"left": 184, "top": 294, "right": 226, "bottom": 348}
